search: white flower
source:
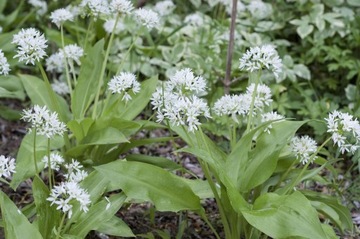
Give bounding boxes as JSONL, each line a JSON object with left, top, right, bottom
{"left": 42, "top": 152, "right": 64, "bottom": 171}
{"left": 46, "top": 52, "right": 64, "bottom": 73}
{"left": 47, "top": 181, "right": 91, "bottom": 218}
{"left": 28, "top": 0, "right": 47, "bottom": 16}
{"left": 245, "top": 83, "right": 273, "bottom": 114}
{"left": 107, "top": 72, "right": 141, "bottom": 102}
{"left": 52, "top": 79, "right": 70, "bottom": 95}
{"left": 167, "top": 68, "right": 207, "bottom": 96}
{"left": 103, "top": 18, "right": 125, "bottom": 34}
{"left": 61, "top": 44, "right": 84, "bottom": 66}
{"left": 290, "top": 135, "right": 318, "bottom": 164}
{"left": 80, "top": 0, "right": 111, "bottom": 18}
{"left": 64, "top": 159, "right": 88, "bottom": 183}
{"left": 239, "top": 44, "right": 282, "bottom": 79}
{"left": 21, "top": 105, "right": 66, "bottom": 138}
{"left": 184, "top": 13, "right": 204, "bottom": 26}
{"left": 0, "top": 155, "right": 16, "bottom": 178}
{"left": 212, "top": 94, "right": 250, "bottom": 123}
{"left": 134, "top": 8, "right": 160, "bottom": 29}
{"left": 261, "top": 111, "right": 285, "bottom": 133}
{"left": 325, "top": 110, "right": 360, "bottom": 154}
{"left": 0, "top": 50, "right": 10, "bottom": 75}
{"left": 247, "top": 0, "right": 272, "bottom": 20}
{"left": 0, "top": 26, "right": 3, "bottom": 34}
{"left": 154, "top": 0, "right": 175, "bottom": 16}
{"left": 110, "top": 0, "right": 134, "bottom": 14}
{"left": 50, "top": 8, "right": 74, "bottom": 28}
{"left": 12, "top": 28, "right": 47, "bottom": 65}
{"left": 219, "top": 0, "right": 246, "bottom": 15}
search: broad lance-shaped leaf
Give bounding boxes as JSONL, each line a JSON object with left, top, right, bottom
{"left": 71, "top": 39, "right": 105, "bottom": 119}
{"left": 0, "top": 191, "right": 43, "bottom": 239}
{"left": 32, "top": 176, "right": 61, "bottom": 239}
{"left": 95, "top": 160, "right": 201, "bottom": 212}
{"left": 242, "top": 191, "right": 337, "bottom": 239}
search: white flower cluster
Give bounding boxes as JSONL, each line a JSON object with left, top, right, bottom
{"left": 153, "top": 0, "right": 175, "bottom": 16}
{"left": 247, "top": 0, "right": 273, "bottom": 20}
{"left": 64, "top": 159, "right": 89, "bottom": 183}
{"left": 290, "top": 135, "right": 318, "bottom": 164}
{"left": 80, "top": 0, "right": 111, "bottom": 17}
{"left": 47, "top": 181, "right": 91, "bottom": 218}
{"left": 261, "top": 111, "right": 285, "bottom": 133}
{"left": 42, "top": 152, "right": 65, "bottom": 171}
{"left": 103, "top": 18, "right": 125, "bottom": 34}
{"left": 46, "top": 44, "right": 84, "bottom": 73}
{"left": 0, "top": 49, "right": 10, "bottom": 75}
{"left": 28, "top": 0, "right": 47, "bottom": 16}
{"left": 107, "top": 72, "right": 141, "bottom": 102}
{"left": 151, "top": 68, "right": 210, "bottom": 132}
{"left": 21, "top": 105, "right": 66, "bottom": 138}
{"left": 50, "top": 8, "right": 74, "bottom": 28}
{"left": 325, "top": 110, "right": 360, "bottom": 154}
{"left": 0, "top": 155, "right": 16, "bottom": 178}
{"left": 184, "top": 13, "right": 204, "bottom": 27}
{"left": 134, "top": 8, "right": 160, "bottom": 29}
{"left": 212, "top": 83, "right": 273, "bottom": 123}
{"left": 12, "top": 28, "right": 48, "bottom": 65}
{"left": 51, "top": 79, "right": 70, "bottom": 96}
{"left": 239, "top": 45, "right": 282, "bottom": 79}
{"left": 111, "top": 0, "right": 134, "bottom": 14}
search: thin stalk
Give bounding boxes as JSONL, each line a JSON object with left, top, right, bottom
{"left": 246, "top": 72, "right": 261, "bottom": 132}
{"left": 55, "top": 212, "right": 67, "bottom": 239}
{"left": 47, "top": 138, "right": 52, "bottom": 189}
{"left": 69, "top": 62, "right": 78, "bottom": 86}
{"left": 283, "top": 137, "right": 332, "bottom": 195}
{"left": 83, "top": 18, "right": 94, "bottom": 50}
{"left": 116, "top": 33, "right": 140, "bottom": 75}
{"left": 33, "top": 128, "right": 39, "bottom": 174}
{"left": 274, "top": 159, "right": 298, "bottom": 189}
{"left": 92, "top": 13, "right": 120, "bottom": 119}
{"left": 224, "top": 0, "right": 238, "bottom": 94}
{"left": 200, "top": 209, "right": 221, "bottom": 239}
{"left": 16, "top": 6, "right": 34, "bottom": 30}
{"left": 61, "top": 25, "right": 73, "bottom": 98}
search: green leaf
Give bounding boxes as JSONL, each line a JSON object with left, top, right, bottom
{"left": 19, "top": 74, "right": 71, "bottom": 122}
{"left": 0, "top": 75, "right": 25, "bottom": 100}
{"left": 243, "top": 191, "right": 335, "bottom": 239}
{"left": 126, "top": 154, "right": 182, "bottom": 171}
{"left": 10, "top": 132, "right": 64, "bottom": 189}
{"left": 297, "top": 24, "right": 314, "bottom": 39}
{"left": 68, "top": 193, "right": 127, "bottom": 238}
{"left": 95, "top": 160, "right": 201, "bottom": 212}
{"left": 0, "top": 191, "right": 43, "bottom": 239}
{"left": 97, "top": 216, "right": 135, "bottom": 238}
{"left": 71, "top": 39, "right": 105, "bottom": 119}
{"left": 32, "top": 176, "right": 61, "bottom": 239}
{"left": 348, "top": 0, "right": 360, "bottom": 6}
{"left": 80, "top": 127, "right": 129, "bottom": 145}
{"left": 294, "top": 64, "right": 311, "bottom": 80}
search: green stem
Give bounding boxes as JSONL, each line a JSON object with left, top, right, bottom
{"left": 246, "top": 71, "right": 261, "bottom": 132}
{"left": 16, "top": 5, "right": 33, "bottom": 30}
{"left": 199, "top": 209, "right": 221, "bottom": 239}
{"left": 47, "top": 138, "right": 52, "bottom": 189}
{"left": 92, "top": 13, "right": 120, "bottom": 119}
{"left": 33, "top": 128, "right": 39, "bottom": 174}
{"left": 116, "top": 33, "right": 140, "bottom": 74}
{"left": 61, "top": 25, "right": 73, "bottom": 98}
{"left": 55, "top": 212, "right": 67, "bottom": 239}
{"left": 83, "top": 18, "right": 94, "bottom": 50}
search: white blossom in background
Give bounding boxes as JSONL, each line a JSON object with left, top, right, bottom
{"left": 325, "top": 110, "right": 360, "bottom": 154}
{"left": 66, "top": 5, "right": 82, "bottom": 18}
{"left": 46, "top": 52, "right": 64, "bottom": 73}
{"left": 0, "top": 50, "right": 10, "bottom": 75}
{"left": 110, "top": 0, "right": 134, "bottom": 14}
{"left": 52, "top": 79, "right": 70, "bottom": 95}
{"left": 0, "top": 26, "right": 3, "bottom": 33}
{"left": 12, "top": 28, "right": 47, "bottom": 65}
{"left": 50, "top": 8, "right": 74, "bottom": 28}
{"left": 108, "top": 72, "right": 141, "bottom": 102}
{"left": 0, "top": 155, "right": 16, "bottom": 178}
{"left": 290, "top": 135, "right": 318, "bottom": 164}
{"left": 28, "top": 0, "right": 47, "bottom": 16}
{"left": 47, "top": 181, "right": 91, "bottom": 218}
{"left": 184, "top": 12, "right": 204, "bottom": 26}
{"left": 151, "top": 69, "right": 210, "bottom": 132}
{"left": 21, "top": 105, "right": 66, "bottom": 138}
{"left": 154, "top": 0, "right": 175, "bottom": 16}
{"left": 212, "top": 94, "right": 250, "bottom": 123}
{"left": 80, "top": 0, "right": 111, "bottom": 18}
{"left": 42, "top": 152, "right": 65, "bottom": 171}
{"left": 261, "top": 111, "right": 285, "bottom": 133}
{"left": 64, "top": 159, "right": 88, "bottom": 183}
{"left": 61, "top": 44, "right": 84, "bottom": 66}
{"left": 247, "top": 0, "right": 272, "bottom": 20}
{"left": 103, "top": 18, "right": 125, "bottom": 34}
{"left": 218, "top": 0, "right": 246, "bottom": 15}
{"left": 239, "top": 44, "right": 282, "bottom": 79}
{"left": 245, "top": 83, "right": 273, "bottom": 113}
{"left": 134, "top": 8, "right": 160, "bottom": 29}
